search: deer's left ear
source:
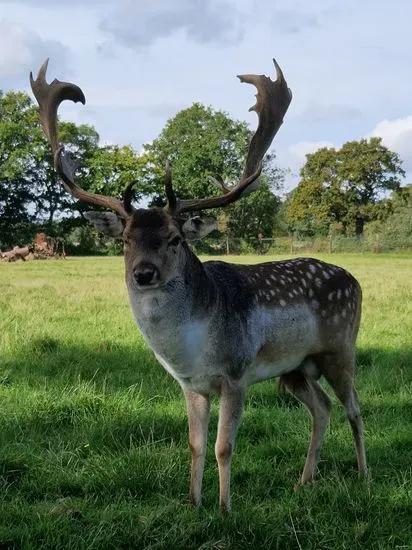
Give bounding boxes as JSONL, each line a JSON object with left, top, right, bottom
{"left": 181, "top": 216, "right": 217, "bottom": 241}
{"left": 83, "top": 211, "right": 124, "bottom": 238}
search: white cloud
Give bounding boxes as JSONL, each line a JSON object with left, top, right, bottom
{"left": 281, "top": 115, "right": 412, "bottom": 192}
{"left": 288, "top": 141, "right": 335, "bottom": 164}
{"left": 271, "top": 9, "right": 322, "bottom": 34}
{"left": 275, "top": 141, "right": 335, "bottom": 192}
{"left": 99, "top": 0, "right": 244, "bottom": 49}
{"left": 1, "top": 0, "right": 412, "bottom": 192}
{"left": 368, "top": 116, "right": 412, "bottom": 171}
{"left": 0, "top": 19, "right": 68, "bottom": 79}
{"left": 296, "top": 102, "right": 361, "bottom": 123}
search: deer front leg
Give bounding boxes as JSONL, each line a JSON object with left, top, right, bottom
{"left": 215, "top": 382, "right": 246, "bottom": 516}
{"left": 184, "top": 389, "right": 210, "bottom": 509}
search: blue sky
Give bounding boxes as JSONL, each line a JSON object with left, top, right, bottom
{"left": 1, "top": 0, "right": 411, "bottom": 192}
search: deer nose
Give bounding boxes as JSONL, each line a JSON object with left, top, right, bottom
{"left": 133, "top": 262, "right": 159, "bottom": 286}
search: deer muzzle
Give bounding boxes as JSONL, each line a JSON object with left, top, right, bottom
{"left": 133, "top": 262, "right": 160, "bottom": 287}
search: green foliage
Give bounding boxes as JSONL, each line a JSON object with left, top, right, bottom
{"left": 0, "top": 90, "right": 99, "bottom": 248}
{"left": 286, "top": 138, "right": 405, "bottom": 236}
{"left": 0, "top": 90, "right": 146, "bottom": 252}
{"left": 364, "top": 184, "right": 412, "bottom": 249}
{"left": 88, "top": 144, "right": 153, "bottom": 203}
{"left": 0, "top": 255, "right": 412, "bottom": 548}
{"left": 145, "top": 102, "right": 252, "bottom": 202}
{"left": 227, "top": 178, "right": 280, "bottom": 246}
{"left": 0, "top": 91, "right": 40, "bottom": 247}
{"left": 1, "top": 92, "right": 284, "bottom": 252}
{"left": 144, "top": 102, "right": 284, "bottom": 245}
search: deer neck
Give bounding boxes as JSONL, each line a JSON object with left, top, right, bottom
{"left": 126, "top": 243, "right": 217, "bottom": 329}
{"left": 125, "top": 244, "right": 222, "bottom": 385}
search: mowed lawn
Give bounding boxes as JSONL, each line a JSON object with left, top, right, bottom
{"left": 0, "top": 253, "right": 411, "bottom": 549}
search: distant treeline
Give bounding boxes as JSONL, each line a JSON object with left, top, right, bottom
{"left": 1, "top": 90, "right": 411, "bottom": 255}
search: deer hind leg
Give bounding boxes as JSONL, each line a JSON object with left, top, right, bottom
{"left": 184, "top": 389, "right": 211, "bottom": 509}
{"left": 320, "top": 353, "right": 367, "bottom": 477}
{"left": 215, "top": 382, "right": 246, "bottom": 516}
{"left": 280, "top": 370, "right": 332, "bottom": 485}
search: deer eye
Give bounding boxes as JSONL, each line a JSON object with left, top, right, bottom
{"left": 167, "top": 235, "right": 181, "bottom": 247}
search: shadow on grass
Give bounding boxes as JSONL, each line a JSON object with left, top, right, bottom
{"left": 1, "top": 341, "right": 411, "bottom": 500}
{"left": 1, "top": 336, "right": 176, "bottom": 397}
{"left": 357, "top": 346, "right": 412, "bottom": 373}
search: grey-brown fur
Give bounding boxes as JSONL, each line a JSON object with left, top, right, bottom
{"left": 121, "top": 215, "right": 366, "bottom": 514}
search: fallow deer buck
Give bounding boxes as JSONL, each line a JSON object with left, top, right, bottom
{"left": 30, "top": 58, "right": 367, "bottom": 515}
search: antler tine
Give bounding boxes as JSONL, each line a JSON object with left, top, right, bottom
{"left": 164, "top": 161, "right": 177, "bottom": 212}
{"left": 173, "top": 58, "right": 291, "bottom": 216}
{"left": 208, "top": 175, "right": 232, "bottom": 194}
{"left": 30, "top": 59, "right": 129, "bottom": 218}
{"left": 123, "top": 180, "right": 139, "bottom": 215}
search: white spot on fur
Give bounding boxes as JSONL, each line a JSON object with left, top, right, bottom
{"left": 328, "top": 291, "right": 334, "bottom": 301}
{"left": 337, "top": 289, "right": 342, "bottom": 299}
{"left": 309, "top": 264, "right": 316, "bottom": 273}
{"left": 333, "top": 314, "right": 339, "bottom": 326}
{"left": 308, "top": 289, "right": 314, "bottom": 298}
{"left": 279, "top": 299, "right": 287, "bottom": 307}
{"left": 315, "top": 277, "right": 322, "bottom": 288}
{"left": 323, "top": 270, "right": 330, "bottom": 279}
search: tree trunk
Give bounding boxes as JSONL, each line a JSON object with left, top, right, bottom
{"left": 355, "top": 218, "right": 364, "bottom": 238}
{"left": 0, "top": 246, "right": 31, "bottom": 262}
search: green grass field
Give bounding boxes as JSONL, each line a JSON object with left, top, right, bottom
{"left": 1, "top": 254, "right": 411, "bottom": 549}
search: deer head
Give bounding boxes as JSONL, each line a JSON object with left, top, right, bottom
{"left": 30, "top": 58, "right": 292, "bottom": 290}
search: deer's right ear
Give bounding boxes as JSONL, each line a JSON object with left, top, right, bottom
{"left": 83, "top": 212, "right": 124, "bottom": 238}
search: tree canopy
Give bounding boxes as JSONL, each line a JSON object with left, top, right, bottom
{"left": 286, "top": 138, "right": 405, "bottom": 236}
{"left": 0, "top": 90, "right": 149, "bottom": 249}
{"left": 1, "top": 87, "right": 409, "bottom": 254}
{"left": 143, "top": 102, "right": 284, "bottom": 246}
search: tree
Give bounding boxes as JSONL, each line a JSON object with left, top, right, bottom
{"left": 0, "top": 90, "right": 147, "bottom": 250}
{"left": 0, "top": 91, "right": 40, "bottom": 248}
{"left": 227, "top": 178, "right": 280, "bottom": 246}
{"left": 88, "top": 144, "right": 153, "bottom": 205}
{"left": 144, "top": 103, "right": 253, "bottom": 202}
{"left": 0, "top": 91, "right": 102, "bottom": 247}
{"left": 365, "top": 184, "right": 412, "bottom": 248}
{"left": 31, "top": 122, "right": 100, "bottom": 229}
{"left": 286, "top": 137, "right": 405, "bottom": 237}
{"left": 143, "top": 102, "right": 284, "bottom": 245}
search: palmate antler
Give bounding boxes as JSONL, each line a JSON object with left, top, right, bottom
{"left": 166, "top": 58, "right": 292, "bottom": 216}
{"left": 30, "top": 58, "right": 291, "bottom": 219}
{"left": 30, "top": 59, "right": 131, "bottom": 218}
